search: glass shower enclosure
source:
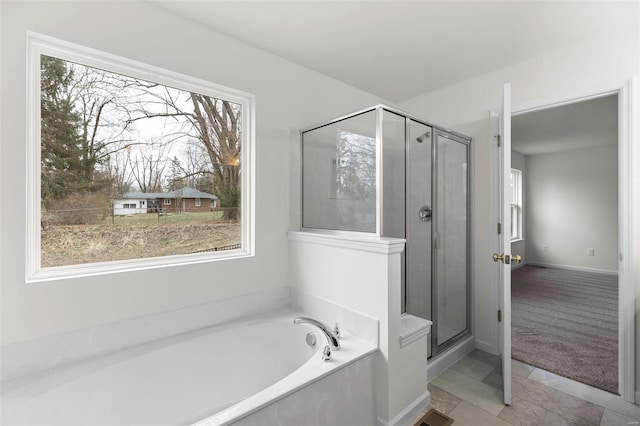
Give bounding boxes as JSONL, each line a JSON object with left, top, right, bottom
{"left": 300, "top": 105, "right": 471, "bottom": 358}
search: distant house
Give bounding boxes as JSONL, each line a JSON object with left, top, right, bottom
{"left": 113, "top": 187, "right": 218, "bottom": 216}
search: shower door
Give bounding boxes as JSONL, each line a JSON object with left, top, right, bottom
{"left": 433, "top": 130, "right": 470, "bottom": 353}
{"left": 405, "top": 121, "right": 469, "bottom": 358}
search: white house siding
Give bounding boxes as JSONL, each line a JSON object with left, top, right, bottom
{"left": 113, "top": 199, "right": 147, "bottom": 216}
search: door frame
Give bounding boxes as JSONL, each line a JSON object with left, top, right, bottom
{"left": 492, "top": 78, "right": 637, "bottom": 403}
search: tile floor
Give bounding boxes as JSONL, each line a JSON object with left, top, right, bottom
{"left": 413, "top": 350, "right": 640, "bottom": 426}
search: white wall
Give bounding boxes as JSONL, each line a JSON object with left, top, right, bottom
{"left": 288, "top": 237, "right": 428, "bottom": 423}
{"left": 0, "top": 1, "right": 383, "bottom": 345}
{"left": 511, "top": 151, "right": 526, "bottom": 263}
{"left": 289, "top": 240, "right": 391, "bottom": 418}
{"left": 525, "top": 145, "right": 618, "bottom": 273}
{"left": 398, "top": 18, "right": 639, "bottom": 389}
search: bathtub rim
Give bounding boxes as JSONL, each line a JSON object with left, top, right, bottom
{"left": 2, "top": 306, "right": 378, "bottom": 426}
{"left": 190, "top": 321, "right": 378, "bottom": 425}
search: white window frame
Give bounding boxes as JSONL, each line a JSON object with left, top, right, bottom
{"left": 195, "top": 198, "right": 201, "bottom": 207}
{"left": 26, "top": 32, "right": 256, "bottom": 282}
{"left": 164, "top": 198, "right": 172, "bottom": 206}
{"left": 510, "top": 168, "right": 523, "bottom": 242}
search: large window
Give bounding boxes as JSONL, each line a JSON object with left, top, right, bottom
{"left": 510, "top": 168, "right": 523, "bottom": 241}
{"left": 27, "top": 34, "right": 255, "bottom": 280}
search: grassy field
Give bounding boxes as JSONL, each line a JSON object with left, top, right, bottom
{"left": 109, "top": 211, "right": 227, "bottom": 224}
{"left": 41, "top": 212, "right": 240, "bottom": 267}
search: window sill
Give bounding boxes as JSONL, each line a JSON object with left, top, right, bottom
{"left": 511, "top": 238, "right": 524, "bottom": 243}
{"left": 27, "top": 249, "right": 251, "bottom": 283}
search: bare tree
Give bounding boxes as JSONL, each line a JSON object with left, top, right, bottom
{"left": 166, "top": 142, "right": 212, "bottom": 190}
{"left": 67, "top": 62, "right": 143, "bottom": 189}
{"left": 42, "top": 56, "right": 242, "bottom": 222}
{"left": 106, "top": 150, "right": 134, "bottom": 197}
{"left": 128, "top": 87, "right": 242, "bottom": 220}
{"left": 126, "top": 143, "right": 168, "bottom": 193}
{"left": 189, "top": 94, "right": 241, "bottom": 219}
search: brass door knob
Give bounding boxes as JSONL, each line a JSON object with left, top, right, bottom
{"left": 493, "top": 253, "right": 512, "bottom": 264}
{"left": 512, "top": 255, "right": 522, "bottom": 264}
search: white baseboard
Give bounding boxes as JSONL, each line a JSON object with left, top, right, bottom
{"left": 377, "top": 391, "right": 431, "bottom": 426}
{"left": 511, "top": 261, "right": 526, "bottom": 271}
{"left": 525, "top": 261, "right": 618, "bottom": 276}
{"left": 474, "top": 338, "right": 499, "bottom": 355}
{"left": 427, "top": 335, "right": 475, "bottom": 382}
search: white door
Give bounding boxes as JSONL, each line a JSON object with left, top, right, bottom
{"left": 495, "top": 83, "right": 513, "bottom": 405}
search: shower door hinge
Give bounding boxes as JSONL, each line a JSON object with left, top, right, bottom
{"left": 496, "top": 134, "right": 502, "bottom": 148}
{"left": 498, "top": 310, "right": 502, "bottom": 322}
{"left": 497, "top": 223, "right": 502, "bottom": 234}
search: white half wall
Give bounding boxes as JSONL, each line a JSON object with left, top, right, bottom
{"left": 288, "top": 233, "right": 428, "bottom": 423}
{"left": 0, "top": 1, "right": 383, "bottom": 346}
{"left": 525, "top": 145, "right": 618, "bottom": 273}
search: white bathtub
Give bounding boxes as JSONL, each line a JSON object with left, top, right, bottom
{"left": 1, "top": 308, "right": 377, "bottom": 425}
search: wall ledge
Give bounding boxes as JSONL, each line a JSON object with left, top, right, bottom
{"left": 399, "top": 314, "right": 432, "bottom": 348}
{"left": 288, "top": 231, "right": 406, "bottom": 255}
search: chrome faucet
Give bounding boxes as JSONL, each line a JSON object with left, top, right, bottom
{"left": 293, "top": 317, "right": 340, "bottom": 351}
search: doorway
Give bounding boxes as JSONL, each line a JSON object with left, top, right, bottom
{"left": 497, "top": 80, "right": 637, "bottom": 403}
{"left": 511, "top": 94, "right": 619, "bottom": 393}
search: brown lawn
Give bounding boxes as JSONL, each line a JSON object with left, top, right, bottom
{"left": 41, "top": 216, "right": 240, "bottom": 267}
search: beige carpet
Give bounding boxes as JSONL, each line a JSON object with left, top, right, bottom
{"left": 511, "top": 265, "right": 618, "bottom": 394}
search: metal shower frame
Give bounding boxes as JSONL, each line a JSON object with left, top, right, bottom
{"left": 299, "top": 104, "right": 472, "bottom": 358}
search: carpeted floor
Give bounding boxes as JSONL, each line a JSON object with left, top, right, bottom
{"left": 511, "top": 265, "right": 618, "bottom": 394}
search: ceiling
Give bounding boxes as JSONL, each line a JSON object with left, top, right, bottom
{"left": 512, "top": 94, "right": 618, "bottom": 156}
{"left": 151, "top": 1, "right": 637, "bottom": 103}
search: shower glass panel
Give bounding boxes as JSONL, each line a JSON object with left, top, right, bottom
{"left": 301, "top": 110, "right": 377, "bottom": 232}
{"left": 381, "top": 110, "right": 406, "bottom": 239}
{"left": 434, "top": 131, "right": 469, "bottom": 347}
{"left": 406, "top": 120, "right": 434, "bottom": 357}
{"left": 300, "top": 105, "right": 471, "bottom": 359}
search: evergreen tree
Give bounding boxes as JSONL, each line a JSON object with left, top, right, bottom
{"left": 167, "top": 156, "right": 187, "bottom": 191}
{"left": 40, "top": 55, "right": 82, "bottom": 203}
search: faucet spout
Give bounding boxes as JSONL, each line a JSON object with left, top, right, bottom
{"left": 294, "top": 317, "right": 340, "bottom": 351}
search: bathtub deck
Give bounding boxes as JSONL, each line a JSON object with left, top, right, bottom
{"left": 1, "top": 308, "right": 377, "bottom": 426}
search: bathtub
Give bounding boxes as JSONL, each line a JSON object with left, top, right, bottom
{"left": 1, "top": 308, "right": 377, "bottom": 425}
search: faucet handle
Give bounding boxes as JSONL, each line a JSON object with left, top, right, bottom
{"left": 334, "top": 322, "right": 341, "bottom": 340}
{"left": 322, "top": 345, "right": 332, "bottom": 362}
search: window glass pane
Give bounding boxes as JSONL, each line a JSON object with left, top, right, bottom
{"left": 39, "top": 55, "right": 242, "bottom": 268}
{"left": 510, "top": 169, "right": 522, "bottom": 240}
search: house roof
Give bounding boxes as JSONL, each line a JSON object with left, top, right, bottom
{"left": 173, "top": 187, "right": 218, "bottom": 200}
{"left": 123, "top": 187, "right": 217, "bottom": 200}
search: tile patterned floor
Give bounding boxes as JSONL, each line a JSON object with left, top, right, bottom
{"left": 414, "top": 350, "right": 640, "bottom": 426}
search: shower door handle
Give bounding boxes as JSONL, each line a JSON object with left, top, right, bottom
{"left": 419, "top": 206, "right": 432, "bottom": 222}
